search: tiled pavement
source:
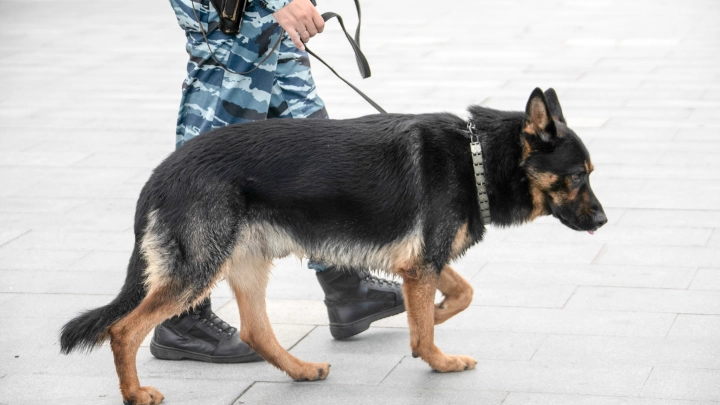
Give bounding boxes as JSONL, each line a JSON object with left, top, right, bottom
{"left": 1, "top": 0, "right": 719, "bottom": 404}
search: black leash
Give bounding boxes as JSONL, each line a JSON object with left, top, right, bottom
{"left": 306, "top": 10, "right": 386, "bottom": 114}
{"left": 191, "top": 0, "right": 386, "bottom": 114}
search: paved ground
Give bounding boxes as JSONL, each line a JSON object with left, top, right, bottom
{"left": 1, "top": 0, "right": 719, "bottom": 404}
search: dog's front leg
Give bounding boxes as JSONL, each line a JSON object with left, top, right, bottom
{"left": 401, "top": 268, "right": 477, "bottom": 372}
{"left": 434, "top": 265, "right": 473, "bottom": 325}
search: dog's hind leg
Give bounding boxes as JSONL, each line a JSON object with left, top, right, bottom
{"left": 226, "top": 255, "right": 330, "bottom": 382}
{"left": 401, "top": 267, "right": 477, "bottom": 373}
{"left": 108, "top": 285, "right": 191, "bottom": 405}
{"left": 434, "top": 265, "right": 474, "bottom": 325}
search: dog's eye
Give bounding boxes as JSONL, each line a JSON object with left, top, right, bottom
{"left": 571, "top": 172, "right": 583, "bottom": 181}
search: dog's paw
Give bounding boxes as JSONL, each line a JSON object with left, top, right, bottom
{"left": 123, "top": 386, "right": 164, "bottom": 405}
{"left": 291, "top": 362, "right": 331, "bottom": 382}
{"left": 431, "top": 355, "right": 477, "bottom": 373}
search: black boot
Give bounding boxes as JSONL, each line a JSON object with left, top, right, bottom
{"left": 316, "top": 268, "right": 405, "bottom": 339}
{"left": 150, "top": 298, "right": 263, "bottom": 363}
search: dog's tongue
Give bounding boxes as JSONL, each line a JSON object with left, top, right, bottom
{"left": 588, "top": 230, "right": 595, "bottom": 235}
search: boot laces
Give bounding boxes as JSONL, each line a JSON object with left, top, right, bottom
{"left": 199, "top": 311, "right": 237, "bottom": 338}
{"left": 363, "top": 272, "right": 401, "bottom": 288}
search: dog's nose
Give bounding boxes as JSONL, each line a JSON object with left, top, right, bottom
{"left": 593, "top": 211, "right": 608, "bottom": 229}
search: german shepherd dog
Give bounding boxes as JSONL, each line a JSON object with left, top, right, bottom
{"left": 60, "top": 88, "right": 606, "bottom": 405}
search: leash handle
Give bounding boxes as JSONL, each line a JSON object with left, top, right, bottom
{"left": 317, "top": 11, "right": 371, "bottom": 79}
{"left": 305, "top": 6, "right": 387, "bottom": 114}
{"left": 352, "top": 0, "right": 362, "bottom": 48}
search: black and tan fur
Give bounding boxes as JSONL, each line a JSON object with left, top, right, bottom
{"left": 60, "top": 88, "right": 606, "bottom": 405}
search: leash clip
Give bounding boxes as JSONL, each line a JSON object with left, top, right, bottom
{"left": 467, "top": 120, "right": 480, "bottom": 143}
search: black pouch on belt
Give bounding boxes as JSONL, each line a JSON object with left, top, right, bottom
{"left": 209, "top": 0, "right": 248, "bottom": 35}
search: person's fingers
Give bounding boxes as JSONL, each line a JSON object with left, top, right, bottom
{"left": 286, "top": 29, "right": 305, "bottom": 50}
{"left": 299, "top": 29, "right": 311, "bottom": 43}
{"left": 305, "top": 23, "right": 318, "bottom": 37}
{"left": 273, "top": 0, "right": 326, "bottom": 49}
{"left": 312, "top": 12, "right": 325, "bottom": 34}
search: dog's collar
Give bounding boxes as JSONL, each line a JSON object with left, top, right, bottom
{"left": 467, "top": 119, "right": 492, "bottom": 225}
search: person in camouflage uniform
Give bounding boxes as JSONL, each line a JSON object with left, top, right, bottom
{"left": 150, "top": 0, "right": 405, "bottom": 364}
{"left": 171, "top": 0, "right": 328, "bottom": 148}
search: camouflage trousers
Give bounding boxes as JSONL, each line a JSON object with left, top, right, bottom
{"left": 170, "top": 0, "right": 328, "bottom": 148}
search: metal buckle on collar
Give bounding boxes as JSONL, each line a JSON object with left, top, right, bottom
{"left": 467, "top": 120, "right": 480, "bottom": 143}
{"left": 467, "top": 119, "right": 491, "bottom": 225}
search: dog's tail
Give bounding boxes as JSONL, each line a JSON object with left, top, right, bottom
{"left": 60, "top": 244, "right": 147, "bottom": 354}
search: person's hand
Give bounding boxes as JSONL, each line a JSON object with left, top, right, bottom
{"left": 273, "top": 0, "right": 324, "bottom": 50}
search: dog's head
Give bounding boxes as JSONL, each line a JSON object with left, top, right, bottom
{"left": 521, "top": 88, "right": 607, "bottom": 233}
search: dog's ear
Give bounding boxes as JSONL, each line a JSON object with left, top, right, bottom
{"left": 543, "top": 88, "right": 566, "bottom": 124}
{"left": 524, "top": 87, "right": 557, "bottom": 142}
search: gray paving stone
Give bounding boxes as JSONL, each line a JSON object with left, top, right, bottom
{"left": 288, "top": 353, "right": 404, "bottom": 386}
{"left": 456, "top": 240, "right": 603, "bottom": 264}
{"left": 0, "top": 248, "right": 88, "bottom": 271}
{"left": 0, "top": 269, "right": 117, "bottom": 294}
{"left": 618, "top": 209, "right": 720, "bottom": 228}
{"left": 604, "top": 118, "right": 719, "bottom": 131}
{"left": 0, "top": 166, "right": 142, "bottom": 199}
{"left": 72, "top": 150, "right": 169, "bottom": 169}
{"left": 472, "top": 262, "right": 697, "bottom": 290}
{"left": 381, "top": 357, "right": 652, "bottom": 397}
{"left": 658, "top": 152, "right": 720, "bottom": 167}
{"left": 63, "top": 250, "right": 132, "bottom": 272}
{"left": 0, "top": 228, "right": 28, "bottom": 247}
{"left": 471, "top": 284, "right": 576, "bottom": 308}
{"left": 1, "top": 229, "right": 134, "bottom": 251}
{"left": 503, "top": 392, "right": 720, "bottom": 405}
{"left": 0, "top": 196, "right": 87, "bottom": 213}
{"left": 0, "top": 292, "right": 14, "bottom": 306}
{"left": 666, "top": 314, "right": 720, "bottom": 339}
{"left": 0, "top": 374, "right": 120, "bottom": 405}
{"left": 595, "top": 165, "right": 720, "bottom": 181}
{"left": 641, "top": 368, "right": 720, "bottom": 401}
{"left": 0, "top": 128, "right": 169, "bottom": 145}
{"left": 0, "top": 210, "right": 132, "bottom": 232}
{"left": 0, "top": 135, "right": 42, "bottom": 152}
{"left": 291, "top": 327, "right": 546, "bottom": 362}
{"left": 566, "top": 286, "right": 720, "bottom": 315}
{"left": 595, "top": 245, "right": 720, "bottom": 268}
{"left": 690, "top": 268, "right": 720, "bottom": 290}
{"left": 22, "top": 139, "right": 171, "bottom": 155}
{"left": 633, "top": 180, "right": 720, "bottom": 210}
{"left": 532, "top": 335, "right": 720, "bottom": 369}
{"left": 707, "top": 230, "right": 720, "bottom": 247}
{"left": 0, "top": 150, "right": 91, "bottom": 167}
{"left": 587, "top": 139, "right": 720, "bottom": 154}
{"left": 503, "top": 224, "right": 712, "bottom": 247}
{"left": 5, "top": 292, "right": 115, "bottom": 319}
{"left": 237, "top": 383, "right": 507, "bottom": 405}
{"left": 587, "top": 178, "right": 647, "bottom": 209}
{"left": 28, "top": 270, "right": 125, "bottom": 295}
{"left": 423, "top": 307, "right": 676, "bottom": 337}
{"left": 138, "top": 351, "right": 288, "bottom": 385}
{"left": 2, "top": 333, "right": 118, "bottom": 378}
{"left": 0, "top": 373, "right": 249, "bottom": 405}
